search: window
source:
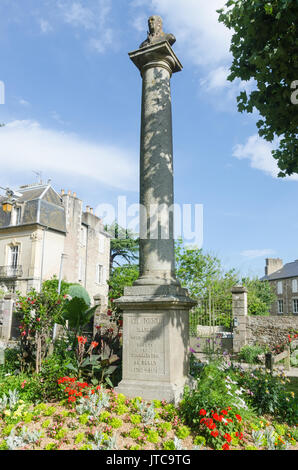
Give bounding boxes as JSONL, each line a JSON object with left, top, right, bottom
{"left": 98, "top": 235, "right": 104, "bottom": 254}
{"left": 293, "top": 299, "right": 298, "bottom": 315}
{"left": 15, "top": 207, "right": 21, "bottom": 225}
{"left": 80, "top": 227, "right": 87, "bottom": 247}
{"left": 292, "top": 279, "right": 298, "bottom": 293}
{"left": 9, "top": 246, "right": 19, "bottom": 268}
{"left": 277, "top": 299, "right": 283, "bottom": 314}
{"left": 277, "top": 281, "right": 283, "bottom": 295}
{"left": 96, "top": 264, "right": 103, "bottom": 284}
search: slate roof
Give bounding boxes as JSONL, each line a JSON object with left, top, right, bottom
{"left": 0, "top": 184, "right": 66, "bottom": 233}
{"left": 261, "top": 260, "right": 298, "bottom": 281}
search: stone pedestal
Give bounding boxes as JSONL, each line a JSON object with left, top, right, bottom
{"left": 115, "top": 285, "right": 195, "bottom": 403}
{"left": 115, "top": 33, "right": 196, "bottom": 403}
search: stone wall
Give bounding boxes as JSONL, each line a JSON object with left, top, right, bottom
{"left": 247, "top": 315, "right": 298, "bottom": 349}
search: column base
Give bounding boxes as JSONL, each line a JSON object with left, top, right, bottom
{"left": 115, "top": 376, "right": 195, "bottom": 405}
{"left": 114, "top": 284, "right": 196, "bottom": 404}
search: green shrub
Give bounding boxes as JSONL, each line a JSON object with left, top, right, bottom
{"left": 193, "top": 435, "right": 206, "bottom": 447}
{"left": 237, "top": 369, "right": 298, "bottom": 425}
{"left": 146, "top": 430, "right": 160, "bottom": 444}
{"left": 238, "top": 345, "right": 266, "bottom": 364}
{"left": 68, "top": 284, "right": 91, "bottom": 307}
{"left": 163, "top": 440, "right": 176, "bottom": 450}
{"left": 79, "top": 414, "right": 89, "bottom": 425}
{"left": 129, "top": 428, "right": 142, "bottom": 439}
{"left": 75, "top": 433, "right": 85, "bottom": 444}
{"left": 45, "top": 442, "right": 58, "bottom": 450}
{"left": 130, "top": 414, "right": 142, "bottom": 425}
{"left": 176, "top": 425, "right": 191, "bottom": 440}
{"left": 110, "top": 418, "right": 123, "bottom": 429}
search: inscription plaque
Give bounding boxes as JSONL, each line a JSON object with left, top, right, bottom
{"left": 127, "top": 315, "right": 165, "bottom": 376}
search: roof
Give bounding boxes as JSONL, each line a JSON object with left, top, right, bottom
{"left": 0, "top": 184, "right": 66, "bottom": 233}
{"left": 261, "top": 260, "right": 298, "bottom": 281}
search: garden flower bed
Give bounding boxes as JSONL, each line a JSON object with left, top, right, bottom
{"left": 0, "top": 376, "right": 297, "bottom": 451}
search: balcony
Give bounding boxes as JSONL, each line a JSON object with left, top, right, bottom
{"left": 0, "top": 265, "right": 23, "bottom": 279}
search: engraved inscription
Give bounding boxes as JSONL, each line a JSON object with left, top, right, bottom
{"left": 128, "top": 316, "right": 165, "bottom": 376}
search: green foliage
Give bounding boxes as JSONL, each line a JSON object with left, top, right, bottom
{"left": 108, "top": 264, "right": 139, "bottom": 301}
{"left": 175, "top": 239, "right": 222, "bottom": 298}
{"left": 105, "top": 222, "right": 139, "bottom": 273}
{"left": 130, "top": 414, "right": 142, "bottom": 425}
{"left": 238, "top": 344, "right": 267, "bottom": 364}
{"left": 146, "top": 429, "right": 160, "bottom": 444}
{"left": 62, "top": 297, "right": 96, "bottom": 336}
{"left": 110, "top": 417, "right": 123, "bottom": 429}
{"left": 0, "top": 372, "right": 42, "bottom": 403}
{"left": 193, "top": 435, "right": 206, "bottom": 447}
{"left": 68, "top": 284, "right": 91, "bottom": 308}
{"left": 218, "top": 0, "right": 298, "bottom": 177}
{"left": 163, "top": 439, "right": 176, "bottom": 450}
{"left": 238, "top": 369, "right": 298, "bottom": 424}
{"left": 242, "top": 278, "right": 277, "bottom": 316}
{"left": 129, "top": 428, "right": 141, "bottom": 439}
{"left": 176, "top": 425, "right": 191, "bottom": 440}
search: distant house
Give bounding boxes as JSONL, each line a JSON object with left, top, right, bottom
{"left": 0, "top": 183, "right": 110, "bottom": 309}
{"left": 261, "top": 258, "right": 298, "bottom": 316}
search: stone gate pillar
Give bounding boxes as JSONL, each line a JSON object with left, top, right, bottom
{"left": 114, "top": 16, "right": 196, "bottom": 403}
{"left": 231, "top": 286, "right": 248, "bottom": 353}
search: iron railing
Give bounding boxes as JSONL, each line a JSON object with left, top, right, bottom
{"left": 0, "top": 265, "right": 23, "bottom": 278}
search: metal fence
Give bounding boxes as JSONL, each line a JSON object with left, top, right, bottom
{"left": 189, "top": 290, "right": 233, "bottom": 353}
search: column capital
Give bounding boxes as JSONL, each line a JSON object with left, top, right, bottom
{"left": 231, "top": 285, "right": 248, "bottom": 294}
{"left": 129, "top": 41, "right": 183, "bottom": 76}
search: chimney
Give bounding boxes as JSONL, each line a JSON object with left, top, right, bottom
{"left": 73, "top": 192, "right": 77, "bottom": 198}
{"left": 90, "top": 208, "right": 93, "bottom": 214}
{"left": 68, "top": 190, "right": 71, "bottom": 196}
{"left": 265, "top": 258, "right": 283, "bottom": 276}
{"left": 61, "top": 189, "right": 65, "bottom": 195}
{"left": 86, "top": 205, "right": 90, "bottom": 213}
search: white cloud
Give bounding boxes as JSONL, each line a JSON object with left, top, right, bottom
{"left": 0, "top": 120, "right": 138, "bottom": 191}
{"left": 233, "top": 134, "right": 298, "bottom": 181}
{"left": 58, "top": 0, "right": 114, "bottom": 53}
{"left": 241, "top": 249, "right": 276, "bottom": 259}
{"left": 131, "top": 0, "right": 231, "bottom": 67}
{"left": 19, "top": 98, "right": 30, "bottom": 107}
{"left": 39, "top": 18, "right": 53, "bottom": 34}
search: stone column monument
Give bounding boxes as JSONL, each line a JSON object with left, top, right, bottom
{"left": 115, "top": 16, "right": 196, "bottom": 404}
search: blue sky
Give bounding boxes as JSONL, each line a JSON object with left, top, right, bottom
{"left": 0, "top": 0, "right": 297, "bottom": 278}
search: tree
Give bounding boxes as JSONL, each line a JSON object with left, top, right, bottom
{"left": 108, "top": 264, "right": 139, "bottom": 302}
{"left": 175, "top": 239, "right": 223, "bottom": 298}
{"left": 242, "top": 277, "right": 277, "bottom": 316}
{"left": 218, "top": 0, "right": 298, "bottom": 177}
{"left": 105, "top": 222, "right": 139, "bottom": 274}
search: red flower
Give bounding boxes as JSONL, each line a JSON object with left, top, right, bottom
{"left": 221, "top": 409, "right": 228, "bottom": 415}
{"left": 236, "top": 432, "right": 243, "bottom": 440}
{"left": 77, "top": 336, "right": 87, "bottom": 344}
{"left": 235, "top": 414, "right": 242, "bottom": 422}
{"left": 107, "top": 309, "right": 112, "bottom": 316}
{"left": 222, "top": 443, "right": 230, "bottom": 450}
{"left": 212, "top": 413, "right": 220, "bottom": 421}
{"left": 224, "top": 433, "right": 232, "bottom": 443}
{"left": 211, "top": 430, "right": 219, "bottom": 438}
{"left": 199, "top": 409, "right": 207, "bottom": 416}
{"left": 91, "top": 341, "right": 99, "bottom": 349}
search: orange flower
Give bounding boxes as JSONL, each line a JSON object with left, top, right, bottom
{"left": 77, "top": 336, "right": 87, "bottom": 344}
